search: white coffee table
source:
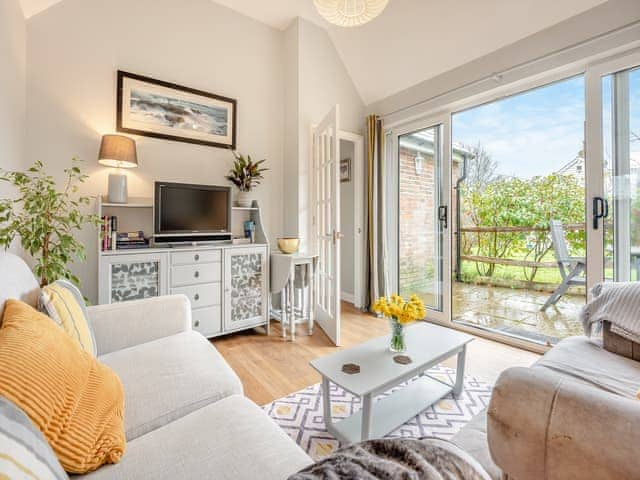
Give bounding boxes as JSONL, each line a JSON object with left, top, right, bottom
{"left": 310, "top": 322, "right": 474, "bottom": 444}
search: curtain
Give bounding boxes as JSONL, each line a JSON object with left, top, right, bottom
{"left": 364, "top": 114, "right": 389, "bottom": 309}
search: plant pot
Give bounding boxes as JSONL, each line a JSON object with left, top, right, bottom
{"left": 236, "top": 191, "right": 253, "bottom": 208}
{"left": 389, "top": 318, "right": 406, "bottom": 353}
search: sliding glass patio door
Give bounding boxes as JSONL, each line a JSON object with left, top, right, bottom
{"left": 585, "top": 50, "right": 640, "bottom": 289}
{"left": 393, "top": 117, "right": 451, "bottom": 322}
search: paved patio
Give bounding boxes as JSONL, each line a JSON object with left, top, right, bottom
{"left": 452, "top": 282, "right": 584, "bottom": 345}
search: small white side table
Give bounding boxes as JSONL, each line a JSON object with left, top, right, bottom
{"left": 270, "top": 252, "right": 318, "bottom": 341}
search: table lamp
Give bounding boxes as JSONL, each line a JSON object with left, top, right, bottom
{"left": 98, "top": 134, "right": 138, "bottom": 203}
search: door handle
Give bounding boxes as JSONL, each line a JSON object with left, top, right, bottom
{"left": 593, "top": 197, "right": 609, "bottom": 230}
{"left": 332, "top": 229, "right": 344, "bottom": 244}
{"left": 438, "top": 205, "right": 448, "bottom": 229}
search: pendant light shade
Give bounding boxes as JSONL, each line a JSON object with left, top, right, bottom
{"left": 314, "top": 0, "right": 389, "bottom": 27}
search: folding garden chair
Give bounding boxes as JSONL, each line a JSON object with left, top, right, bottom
{"left": 541, "top": 220, "right": 586, "bottom": 311}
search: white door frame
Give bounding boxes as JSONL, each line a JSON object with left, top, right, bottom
{"left": 585, "top": 48, "right": 640, "bottom": 291}
{"left": 337, "top": 130, "right": 365, "bottom": 309}
{"left": 388, "top": 113, "right": 452, "bottom": 324}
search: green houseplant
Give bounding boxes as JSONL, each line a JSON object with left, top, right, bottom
{"left": 0, "top": 159, "right": 99, "bottom": 287}
{"left": 225, "top": 150, "right": 268, "bottom": 207}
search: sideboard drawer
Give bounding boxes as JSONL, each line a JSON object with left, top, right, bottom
{"left": 192, "top": 306, "right": 222, "bottom": 337}
{"left": 171, "top": 283, "right": 220, "bottom": 308}
{"left": 171, "top": 263, "right": 221, "bottom": 287}
{"left": 171, "top": 250, "right": 221, "bottom": 266}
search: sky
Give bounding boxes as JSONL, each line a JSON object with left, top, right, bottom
{"left": 452, "top": 70, "right": 640, "bottom": 180}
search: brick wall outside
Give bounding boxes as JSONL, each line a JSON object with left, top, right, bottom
{"left": 399, "top": 146, "right": 460, "bottom": 301}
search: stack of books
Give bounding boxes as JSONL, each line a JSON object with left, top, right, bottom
{"left": 116, "top": 231, "right": 150, "bottom": 250}
{"left": 101, "top": 216, "right": 118, "bottom": 251}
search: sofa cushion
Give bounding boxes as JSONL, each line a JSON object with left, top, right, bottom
{"left": 99, "top": 330, "right": 243, "bottom": 440}
{"left": 80, "top": 394, "right": 313, "bottom": 480}
{"left": 0, "top": 300, "right": 125, "bottom": 474}
{"left": 451, "top": 410, "right": 502, "bottom": 480}
{"left": 534, "top": 336, "right": 640, "bottom": 398}
{"left": 40, "top": 280, "right": 97, "bottom": 356}
{"left": 0, "top": 396, "right": 68, "bottom": 480}
{"left": 0, "top": 252, "right": 40, "bottom": 320}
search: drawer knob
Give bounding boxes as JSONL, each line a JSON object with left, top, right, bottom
{"left": 194, "top": 254, "right": 200, "bottom": 261}
{"left": 194, "top": 271, "right": 200, "bottom": 278}
{"left": 194, "top": 293, "right": 200, "bottom": 301}
{"left": 194, "top": 320, "right": 200, "bottom": 327}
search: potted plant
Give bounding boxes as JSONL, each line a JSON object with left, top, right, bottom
{"left": 225, "top": 150, "right": 268, "bottom": 207}
{"left": 372, "top": 294, "right": 426, "bottom": 352}
{"left": 0, "top": 159, "right": 99, "bottom": 287}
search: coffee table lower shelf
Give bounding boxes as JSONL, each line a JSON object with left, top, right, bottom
{"left": 325, "top": 375, "right": 453, "bottom": 444}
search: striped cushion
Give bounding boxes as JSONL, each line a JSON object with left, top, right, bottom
{"left": 0, "top": 396, "right": 68, "bottom": 480}
{"left": 39, "top": 280, "right": 96, "bottom": 356}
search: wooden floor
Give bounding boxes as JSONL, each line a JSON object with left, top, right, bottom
{"left": 212, "top": 302, "right": 540, "bottom": 405}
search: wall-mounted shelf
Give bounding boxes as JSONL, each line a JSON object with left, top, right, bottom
{"left": 100, "top": 196, "right": 153, "bottom": 208}
{"left": 232, "top": 206, "right": 259, "bottom": 211}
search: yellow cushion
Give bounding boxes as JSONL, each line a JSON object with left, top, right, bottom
{"left": 0, "top": 300, "right": 126, "bottom": 474}
{"left": 42, "top": 282, "right": 95, "bottom": 355}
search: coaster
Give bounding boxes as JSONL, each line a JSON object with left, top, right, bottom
{"left": 342, "top": 363, "right": 360, "bottom": 374}
{"left": 393, "top": 355, "right": 412, "bottom": 365}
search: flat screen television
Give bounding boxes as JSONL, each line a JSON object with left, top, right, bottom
{"left": 154, "top": 182, "right": 231, "bottom": 240}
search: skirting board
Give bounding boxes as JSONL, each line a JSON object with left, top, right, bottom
{"left": 341, "top": 291, "right": 355, "bottom": 304}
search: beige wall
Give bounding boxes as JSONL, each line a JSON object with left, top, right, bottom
{"left": 283, "top": 18, "right": 365, "bottom": 247}
{"left": 26, "top": 0, "right": 285, "bottom": 302}
{"left": 0, "top": 0, "right": 26, "bottom": 256}
{"left": 339, "top": 139, "right": 355, "bottom": 297}
{"left": 369, "top": 0, "right": 640, "bottom": 119}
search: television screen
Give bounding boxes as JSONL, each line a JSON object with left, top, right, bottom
{"left": 155, "top": 183, "right": 230, "bottom": 234}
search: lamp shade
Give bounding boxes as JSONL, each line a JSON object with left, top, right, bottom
{"left": 313, "top": 0, "right": 389, "bottom": 27}
{"left": 98, "top": 134, "right": 137, "bottom": 168}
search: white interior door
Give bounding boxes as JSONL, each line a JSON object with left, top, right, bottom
{"left": 312, "top": 105, "right": 341, "bottom": 345}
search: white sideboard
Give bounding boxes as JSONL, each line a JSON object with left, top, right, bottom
{"left": 99, "top": 244, "right": 269, "bottom": 338}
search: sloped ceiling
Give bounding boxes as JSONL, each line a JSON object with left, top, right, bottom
{"left": 20, "top": 0, "right": 609, "bottom": 104}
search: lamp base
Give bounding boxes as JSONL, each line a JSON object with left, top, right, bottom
{"left": 107, "top": 173, "right": 128, "bottom": 203}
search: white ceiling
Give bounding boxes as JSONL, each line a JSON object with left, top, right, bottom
{"left": 20, "top": 0, "right": 608, "bottom": 104}
{"left": 326, "top": 0, "right": 608, "bottom": 104}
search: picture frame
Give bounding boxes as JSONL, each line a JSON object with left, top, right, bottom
{"left": 116, "top": 70, "right": 237, "bottom": 149}
{"left": 340, "top": 158, "right": 351, "bottom": 183}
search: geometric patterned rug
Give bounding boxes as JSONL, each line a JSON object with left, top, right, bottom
{"left": 263, "top": 365, "right": 492, "bottom": 460}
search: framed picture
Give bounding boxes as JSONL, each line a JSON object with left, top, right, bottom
{"left": 340, "top": 158, "right": 351, "bottom": 183}
{"left": 116, "top": 70, "right": 237, "bottom": 149}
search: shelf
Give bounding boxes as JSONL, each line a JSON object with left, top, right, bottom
{"left": 100, "top": 196, "right": 153, "bottom": 208}
{"left": 232, "top": 207, "right": 258, "bottom": 211}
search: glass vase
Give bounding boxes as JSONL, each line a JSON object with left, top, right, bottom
{"left": 389, "top": 318, "right": 406, "bottom": 353}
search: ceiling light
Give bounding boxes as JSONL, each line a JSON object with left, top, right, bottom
{"left": 314, "top": 0, "right": 389, "bottom": 27}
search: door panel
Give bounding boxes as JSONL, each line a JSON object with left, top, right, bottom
{"left": 394, "top": 117, "right": 451, "bottom": 323}
{"left": 585, "top": 50, "right": 640, "bottom": 291}
{"left": 312, "top": 105, "right": 341, "bottom": 345}
{"left": 602, "top": 66, "right": 640, "bottom": 281}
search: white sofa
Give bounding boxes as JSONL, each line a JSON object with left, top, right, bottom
{"left": 0, "top": 252, "right": 313, "bottom": 479}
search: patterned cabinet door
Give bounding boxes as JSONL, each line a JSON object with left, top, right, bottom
{"left": 223, "top": 246, "right": 268, "bottom": 331}
{"left": 99, "top": 253, "right": 169, "bottom": 304}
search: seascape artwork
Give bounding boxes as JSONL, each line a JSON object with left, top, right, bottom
{"left": 129, "top": 89, "right": 229, "bottom": 136}
{"left": 117, "top": 71, "right": 237, "bottom": 148}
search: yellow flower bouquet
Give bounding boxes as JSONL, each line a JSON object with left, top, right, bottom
{"left": 373, "top": 294, "right": 426, "bottom": 352}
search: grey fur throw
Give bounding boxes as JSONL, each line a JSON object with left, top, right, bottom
{"left": 288, "top": 437, "right": 491, "bottom": 480}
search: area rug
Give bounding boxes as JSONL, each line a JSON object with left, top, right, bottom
{"left": 264, "top": 365, "right": 492, "bottom": 460}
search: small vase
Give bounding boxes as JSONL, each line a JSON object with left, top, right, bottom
{"left": 389, "top": 318, "right": 406, "bottom": 353}
{"left": 236, "top": 191, "right": 253, "bottom": 208}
